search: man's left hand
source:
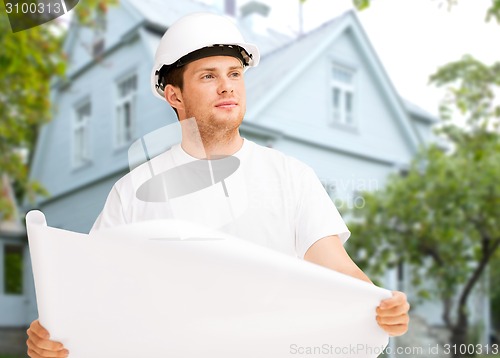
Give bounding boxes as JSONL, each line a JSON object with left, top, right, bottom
{"left": 376, "top": 290, "right": 410, "bottom": 336}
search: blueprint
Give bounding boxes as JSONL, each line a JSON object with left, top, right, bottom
{"left": 26, "top": 210, "right": 391, "bottom": 358}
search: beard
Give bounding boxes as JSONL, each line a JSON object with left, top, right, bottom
{"left": 185, "top": 108, "right": 244, "bottom": 149}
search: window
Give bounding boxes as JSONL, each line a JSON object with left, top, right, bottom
{"left": 115, "top": 74, "right": 137, "bottom": 147}
{"left": 331, "top": 64, "right": 356, "bottom": 126}
{"left": 73, "top": 101, "right": 91, "bottom": 167}
{"left": 4, "top": 245, "right": 23, "bottom": 295}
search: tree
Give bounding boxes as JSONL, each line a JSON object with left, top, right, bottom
{"left": 347, "top": 55, "right": 500, "bottom": 357}
{"left": 351, "top": 0, "right": 500, "bottom": 23}
{"left": 491, "top": 252, "right": 500, "bottom": 335}
{"left": 0, "top": 0, "right": 115, "bottom": 220}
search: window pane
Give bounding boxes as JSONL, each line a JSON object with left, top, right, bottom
{"left": 332, "top": 66, "right": 353, "bottom": 84}
{"left": 119, "top": 75, "right": 137, "bottom": 97}
{"left": 124, "top": 102, "right": 132, "bottom": 141}
{"left": 345, "top": 92, "right": 353, "bottom": 124}
{"left": 332, "top": 88, "right": 340, "bottom": 108}
{"left": 75, "top": 128, "right": 83, "bottom": 163}
{"left": 116, "top": 75, "right": 137, "bottom": 145}
{"left": 76, "top": 103, "right": 90, "bottom": 123}
{"left": 4, "top": 245, "right": 23, "bottom": 295}
{"left": 332, "top": 88, "right": 341, "bottom": 122}
{"left": 74, "top": 101, "right": 90, "bottom": 166}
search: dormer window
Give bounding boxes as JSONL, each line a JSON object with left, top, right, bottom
{"left": 331, "top": 64, "right": 356, "bottom": 127}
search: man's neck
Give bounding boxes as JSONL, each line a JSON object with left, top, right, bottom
{"left": 181, "top": 131, "right": 244, "bottom": 159}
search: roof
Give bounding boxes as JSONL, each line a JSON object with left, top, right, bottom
{"left": 125, "top": 0, "right": 291, "bottom": 56}
{"left": 243, "top": 10, "right": 438, "bottom": 126}
{"left": 125, "top": 0, "right": 216, "bottom": 29}
{"left": 402, "top": 99, "right": 440, "bottom": 123}
{"left": 242, "top": 9, "right": 440, "bottom": 149}
{"left": 245, "top": 12, "right": 347, "bottom": 113}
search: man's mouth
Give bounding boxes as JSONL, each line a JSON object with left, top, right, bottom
{"left": 215, "top": 101, "right": 238, "bottom": 109}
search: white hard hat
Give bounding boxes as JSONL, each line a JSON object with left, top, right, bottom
{"left": 151, "top": 12, "right": 260, "bottom": 101}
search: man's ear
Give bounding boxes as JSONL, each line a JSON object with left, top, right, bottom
{"left": 164, "top": 84, "right": 184, "bottom": 111}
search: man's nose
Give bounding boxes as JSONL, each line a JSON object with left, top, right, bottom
{"left": 218, "top": 77, "right": 234, "bottom": 94}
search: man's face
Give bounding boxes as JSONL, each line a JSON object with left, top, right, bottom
{"left": 178, "top": 56, "right": 246, "bottom": 138}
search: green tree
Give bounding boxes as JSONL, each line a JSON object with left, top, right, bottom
{"left": 351, "top": 0, "right": 500, "bottom": 23}
{"left": 490, "top": 252, "right": 500, "bottom": 334}
{"left": 0, "top": 0, "right": 115, "bottom": 219}
{"left": 348, "top": 55, "right": 500, "bottom": 357}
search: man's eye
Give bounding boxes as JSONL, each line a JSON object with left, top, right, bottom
{"left": 230, "top": 72, "right": 241, "bottom": 78}
{"left": 203, "top": 74, "right": 214, "bottom": 79}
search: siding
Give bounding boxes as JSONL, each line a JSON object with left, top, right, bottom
{"left": 32, "top": 36, "right": 177, "bottom": 201}
{"left": 258, "top": 28, "right": 416, "bottom": 167}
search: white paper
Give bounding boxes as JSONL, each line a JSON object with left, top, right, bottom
{"left": 26, "top": 210, "right": 391, "bottom": 358}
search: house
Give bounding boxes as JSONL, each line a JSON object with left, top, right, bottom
{"left": 20, "top": 0, "right": 489, "bottom": 353}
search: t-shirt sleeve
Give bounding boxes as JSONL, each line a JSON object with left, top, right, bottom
{"left": 295, "top": 166, "right": 350, "bottom": 259}
{"left": 89, "top": 185, "right": 127, "bottom": 234}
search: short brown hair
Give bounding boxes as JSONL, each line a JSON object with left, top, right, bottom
{"left": 163, "top": 65, "right": 186, "bottom": 91}
{"left": 162, "top": 65, "right": 187, "bottom": 118}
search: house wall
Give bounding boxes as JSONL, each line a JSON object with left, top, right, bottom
{"left": 275, "top": 138, "right": 393, "bottom": 202}
{"left": 31, "top": 34, "right": 177, "bottom": 203}
{"left": 39, "top": 172, "right": 125, "bottom": 233}
{"left": 65, "top": 3, "right": 142, "bottom": 76}
{"left": 258, "top": 28, "right": 416, "bottom": 169}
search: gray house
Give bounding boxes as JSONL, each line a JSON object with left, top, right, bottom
{"left": 7, "top": 0, "right": 488, "bottom": 354}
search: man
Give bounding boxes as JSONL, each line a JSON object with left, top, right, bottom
{"left": 26, "top": 12, "right": 409, "bottom": 358}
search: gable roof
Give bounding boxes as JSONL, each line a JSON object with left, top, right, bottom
{"left": 124, "top": 0, "right": 291, "bottom": 55}
{"left": 125, "top": 0, "right": 216, "bottom": 29}
{"left": 245, "top": 10, "right": 433, "bottom": 151}
{"left": 244, "top": 12, "right": 347, "bottom": 113}
{"left": 403, "top": 99, "right": 439, "bottom": 124}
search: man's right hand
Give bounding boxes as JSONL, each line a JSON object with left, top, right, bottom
{"left": 26, "top": 320, "right": 69, "bottom": 358}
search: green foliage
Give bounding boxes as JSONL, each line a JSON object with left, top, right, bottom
{"left": 0, "top": 0, "right": 116, "bottom": 218}
{"left": 0, "top": 1, "right": 61, "bottom": 215}
{"left": 491, "top": 253, "right": 500, "bottom": 330}
{"left": 352, "top": 0, "right": 370, "bottom": 11}
{"left": 349, "top": 129, "right": 500, "bottom": 298}
{"left": 347, "top": 51, "right": 500, "bottom": 333}
{"left": 487, "top": 0, "right": 500, "bottom": 23}
{"left": 351, "top": 0, "right": 500, "bottom": 21}
{"left": 430, "top": 55, "right": 500, "bottom": 128}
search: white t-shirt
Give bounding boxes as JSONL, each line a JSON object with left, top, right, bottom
{"left": 91, "top": 139, "right": 349, "bottom": 259}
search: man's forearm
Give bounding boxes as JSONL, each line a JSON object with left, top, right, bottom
{"left": 304, "top": 235, "right": 373, "bottom": 284}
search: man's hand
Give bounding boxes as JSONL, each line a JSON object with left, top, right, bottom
{"left": 26, "top": 320, "right": 69, "bottom": 358}
{"left": 376, "top": 291, "right": 410, "bottom": 336}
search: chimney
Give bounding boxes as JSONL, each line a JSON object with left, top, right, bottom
{"left": 240, "top": 1, "right": 271, "bottom": 35}
{"left": 224, "top": 0, "right": 236, "bottom": 17}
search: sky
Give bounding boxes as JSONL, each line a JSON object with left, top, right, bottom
{"left": 226, "top": 0, "right": 500, "bottom": 118}
{"left": 56, "top": 0, "right": 500, "bottom": 118}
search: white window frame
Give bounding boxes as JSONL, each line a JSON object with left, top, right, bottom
{"left": 114, "top": 73, "right": 137, "bottom": 148}
{"left": 72, "top": 100, "right": 91, "bottom": 168}
{"left": 330, "top": 64, "right": 357, "bottom": 128}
